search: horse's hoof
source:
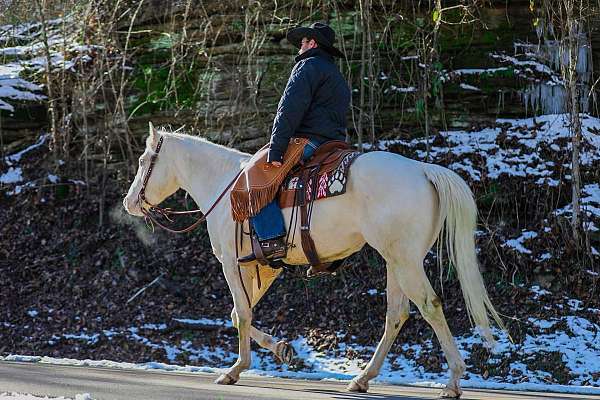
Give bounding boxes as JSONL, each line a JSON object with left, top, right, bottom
{"left": 438, "top": 387, "right": 462, "bottom": 398}
{"left": 214, "top": 373, "right": 237, "bottom": 385}
{"left": 347, "top": 378, "right": 368, "bottom": 393}
{"left": 275, "top": 340, "right": 296, "bottom": 365}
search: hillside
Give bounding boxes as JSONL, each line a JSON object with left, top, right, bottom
{"left": 1, "top": 0, "right": 599, "bottom": 395}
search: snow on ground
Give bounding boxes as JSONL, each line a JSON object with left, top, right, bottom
{"left": 502, "top": 230, "right": 538, "bottom": 254}
{"left": 0, "top": 133, "right": 87, "bottom": 195}
{"left": 0, "top": 18, "right": 98, "bottom": 113}
{"left": 385, "top": 85, "right": 417, "bottom": 94}
{"left": 555, "top": 183, "right": 600, "bottom": 231}
{"left": 1, "top": 118, "right": 597, "bottom": 393}
{"left": 0, "top": 394, "right": 92, "bottom": 400}
{"left": 367, "top": 113, "right": 600, "bottom": 239}
{"left": 4, "top": 301, "right": 600, "bottom": 395}
{"left": 0, "top": 167, "right": 23, "bottom": 184}
{"left": 459, "top": 83, "right": 481, "bottom": 91}
{"left": 0, "top": 63, "right": 45, "bottom": 112}
{"left": 4, "top": 134, "right": 49, "bottom": 165}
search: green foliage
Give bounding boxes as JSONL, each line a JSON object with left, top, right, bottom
{"left": 389, "top": 23, "right": 417, "bottom": 51}
{"left": 481, "top": 31, "right": 497, "bottom": 45}
{"left": 415, "top": 98, "right": 425, "bottom": 119}
{"left": 329, "top": 10, "right": 357, "bottom": 37}
{"left": 129, "top": 61, "right": 213, "bottom": 116}
{"left": 430, "top": 62, "right": 444, "bottom": 97}
{"left": 480, "top": 183, "right": 500, "bottom": 209}
{"left": 365, "top": 252, "right": 382, "bottom": 269}
{"left": 55, "top": 183, "right": 70, "bottom": 199}
{"left": 231, "top": 19, "right": 244, "bottom": 33}
{"left": 148, "top": 33, "right": 180, "bottom": 50}
{"left": 112, "top": 247, "right": 125, "bottom": 269}
{"left": 182, "top": 331, "right": 195, "bottom": 341}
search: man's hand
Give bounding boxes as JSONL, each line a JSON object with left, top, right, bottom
{"left": 270, "top": 161, "right": 282, "bottom": 167}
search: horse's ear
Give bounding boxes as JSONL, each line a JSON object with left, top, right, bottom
{"left": 148, "top": 121, "right": 159, "bottom": 149}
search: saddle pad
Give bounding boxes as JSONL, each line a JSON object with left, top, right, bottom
{"left": 278, "top": 150, "right": 361, "bottom": 209}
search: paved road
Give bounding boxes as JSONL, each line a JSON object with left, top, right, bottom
{"left": 0, "top": 361, "right": 596, "bottom": 400}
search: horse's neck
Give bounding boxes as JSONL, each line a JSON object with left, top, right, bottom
{"left": 171, "top": 136, "right": 246, "bottom": 211}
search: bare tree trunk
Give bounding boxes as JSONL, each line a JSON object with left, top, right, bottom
{"left": 365, "top": 0, "right": 375, "bottom": 146}
{"left": 34, "top": 0, "right": 59, "bottom": 158}
{"left": 565, "top": 0, "right": 582, "bottom": 242}
{"left": 356, "top": 0, "right": 368, "bottom": 151}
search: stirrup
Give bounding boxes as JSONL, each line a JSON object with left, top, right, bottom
{"left": 306, "top": 259, "right": 346, "bottom": 278}
{"left": 237, "top": 252, "right": 257, "bottom": 264}
{"left": 306, "top": 265, "right": 332, "bottom": 278}
{"left": 238, "top": 235, "right": 287, "bottom": 266}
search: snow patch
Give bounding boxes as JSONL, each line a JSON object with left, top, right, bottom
{"left": 459, "top": 83, "right": 481, "bottom": 91}
{"left": 503, "top": 230, "right": 538, "bottom": 255}
{"left": 386, "top": 85, "right": 417, "bottom": 94}
{"left": 0, "top": 394, "right": 93, "bottom": 400}
{"left": 172, "top": 317, "right": 233, "bottom": 327}
{"left": 5, "top": 134, "right": 49, "bottom": 165}
{"left": 0, "top": 167, "right": 23, "bottom": 184}
{"left": 530, "top": 285, "right": 551, "bottom": 299}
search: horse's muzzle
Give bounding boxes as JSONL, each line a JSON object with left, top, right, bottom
{"left": 123, "top": 196, "right": 143, "bottom": 217}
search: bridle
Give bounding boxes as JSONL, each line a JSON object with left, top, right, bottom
{"left": 137, "top": 136, "right": 242, "bottom": 233}
{"left": 136, "top": 134, "right": 251, "bottom": 306}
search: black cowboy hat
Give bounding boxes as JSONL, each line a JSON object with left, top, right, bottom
{"left": 286, "top": 22, "right": 344, "bottom": 58}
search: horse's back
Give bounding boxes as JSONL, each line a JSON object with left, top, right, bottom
{"left": 349, "top": 151, "right": 435, "bottom": 201}
{"left": 347, "top": 151, "right": 441, "bottom": 258}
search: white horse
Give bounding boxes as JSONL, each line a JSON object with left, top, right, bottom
{"left": 123, "top": 123, "right": 503, "bottom": 398}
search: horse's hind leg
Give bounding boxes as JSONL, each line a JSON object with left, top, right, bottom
{"left": 389, "top": 258, "right": 466, "bottom": 398}
{"left": 348, "top": 267, "right": 410, "bottom": 393}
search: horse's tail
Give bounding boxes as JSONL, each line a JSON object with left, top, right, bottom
{"left": 422, "top": 163, "right": 505, "bottom": 346}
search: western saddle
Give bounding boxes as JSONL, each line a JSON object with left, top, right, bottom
{"left": 232, "top": 138, "right": 361, "bottom": 277}
{"left": 277, "top": 140, "right": 360, "bottom": 277}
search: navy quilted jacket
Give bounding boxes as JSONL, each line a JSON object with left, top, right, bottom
{"left": 267, "top": 47, "right": 351, "bottom": 163}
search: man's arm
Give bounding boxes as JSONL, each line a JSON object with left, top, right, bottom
{"left": 268, "top": 60, "right": 320, "bottom": 164}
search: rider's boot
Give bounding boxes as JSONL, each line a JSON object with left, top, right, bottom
{"left": 237, "top": 235, "right": 287, "bottom": 264}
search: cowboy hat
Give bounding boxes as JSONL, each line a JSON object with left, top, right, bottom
{"left": 286, "top": 22, "right": 344, "bottom": 58}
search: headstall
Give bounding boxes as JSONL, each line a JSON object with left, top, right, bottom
{"left": 137, "top": 136, "right": 241, "bottom": 233}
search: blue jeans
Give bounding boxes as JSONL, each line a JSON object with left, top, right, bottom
{"left": 251, "top": 140, "right": 320, "bottom": 240}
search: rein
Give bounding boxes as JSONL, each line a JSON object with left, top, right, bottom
{"left": 137, "top": 136, "right": 242, "bottom": 233}
{"left": 136, "top": 135, "right": 252, "bottom": 307}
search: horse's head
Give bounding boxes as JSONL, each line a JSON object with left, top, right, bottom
{"left": 123, "top": 122, "right": 180, "bottom": 217}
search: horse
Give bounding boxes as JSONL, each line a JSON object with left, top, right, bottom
{"left": 123, "top": 123, "right": 504, "bottom": 398}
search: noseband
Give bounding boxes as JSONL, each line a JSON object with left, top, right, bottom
{"left": 137, "top": 136, "right": 241, "bottom": 233}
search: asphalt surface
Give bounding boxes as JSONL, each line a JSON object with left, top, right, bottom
{"left": 0, "top": 361, "right": 597, "bottom": 400}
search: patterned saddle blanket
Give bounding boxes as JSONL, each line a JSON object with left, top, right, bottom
{"left": 278, "top": 141, "right": 361, "bottom": 209}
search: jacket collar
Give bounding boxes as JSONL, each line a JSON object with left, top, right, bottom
{"left": 295, "top": 47, "right": 334, "bottom": 64}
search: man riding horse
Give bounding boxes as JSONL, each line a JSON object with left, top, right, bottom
{"left": 124, "top": 21, "right": 502, "bottom": 393}
{"left": 237, "top": 22, "right": 351, "bottom": 264}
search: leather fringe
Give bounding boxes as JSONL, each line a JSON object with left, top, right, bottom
{"left": 230, "top": 141, "right": 306, "bottom": 222}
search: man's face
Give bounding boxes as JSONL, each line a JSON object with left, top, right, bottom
{"left": 299, "top": 37, "right": 317, "bottom": 55}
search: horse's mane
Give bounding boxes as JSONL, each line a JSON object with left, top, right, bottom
{"left": 155, "top": 126, "right": 250, "bottom": 158}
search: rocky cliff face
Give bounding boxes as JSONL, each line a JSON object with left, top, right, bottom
{"left": 1, "top": 1, "right": 598, "bottom": 153}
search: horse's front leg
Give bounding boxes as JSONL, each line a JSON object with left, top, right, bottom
{"left": 215, "top": 261, "right": 254, "bottom": 385}
{"left": 246, "top": 265, "right": 295, "bottom": 364}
